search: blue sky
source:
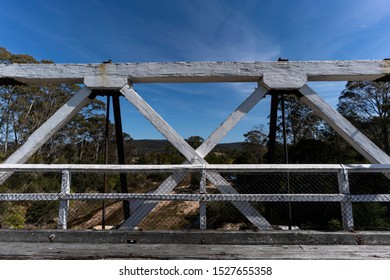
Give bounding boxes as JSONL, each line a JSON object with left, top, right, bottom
{"left": 1, "top": 0, "right": 390, "bottom": 142}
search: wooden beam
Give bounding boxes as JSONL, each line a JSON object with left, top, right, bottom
{"left": 299, "top": 85, "right": 390, "bottom": 164}
{"left": 196, "top": 84, "right": 269, "bottom": 158}
{"left": 120, "top": 85, "right": 196, "bottom": 162}
{"left": 0, "top": 87, "right": 92, "bottom": 185}
{"left": 119, "top": 85, "right": 271, "bottom": 229}
{"left": 1, "top": 60, "right": 389, "bottom": 85}
{"left": 120, "top": 83, "right": 268, "bottom": 227}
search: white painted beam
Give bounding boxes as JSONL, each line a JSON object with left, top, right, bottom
{"left": 84, "top": 76, "right": 128, "bottom": 90}
{"left": 1, "top": 60, "right": 389, "bottom": 85}
{"left": 0, "top": 87, "right": 92, "bottom": 185}
{"left": 120, "top": 85, "right": 197, "bottom": 162}
{"left": 119, "top": 84, "right": 271, "bottom": 229}
{"left": 299, "top": 84, "right": 390, "bottom": 164}
{"left": 197, "top": 84, "right": 269, "bottom": 158}
{"left": 261, "top": 73, "right": 307, "bottom": 90}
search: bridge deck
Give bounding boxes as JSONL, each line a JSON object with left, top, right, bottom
{"left": 2, "top": 242, "right": 390, "bottom": 260}
{"left": 1, "top": 230, "right": 390, "bottom": 259}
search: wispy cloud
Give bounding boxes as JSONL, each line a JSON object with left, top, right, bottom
{"left": 307, "top": 82, "right": 347, "bottom": 107}
{"left": 109, "top": 0, "right": 281, "bottom": 62}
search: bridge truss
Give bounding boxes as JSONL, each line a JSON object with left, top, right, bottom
{"left": 0, "top": 60, "right": 389, "bottom": 230}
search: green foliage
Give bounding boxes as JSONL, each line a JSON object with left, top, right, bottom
{"left": 328, "top": 218, "right": 342, "bottom": 231}
{"left": 25, "top": 202, "right": 58, "bottom": 226}
{"left": 1, "top": 204, "right": 26, "bottom": 229}
{"left": 186, "top": 136, "right": 204, "bottom": 149}
{"left": 277, "top": 94, "right": 322, "bottom": 145}
{"left": 241, "top": 125, "right": 268, "bottom": 163}
{"left": 354, "top": 203, "right": 390, "bottom": 230}
{"left": 338, "top": 81, "right": 390, "bottom": 154}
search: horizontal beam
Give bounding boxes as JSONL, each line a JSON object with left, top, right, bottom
{"left": 1, "top": 193, "right": 390, "bottom": 202}
{"left": 1, "top": 163, "right": 390, "bottom": 173}
{"left": 1, "top": 60, "right": 389, "bottom": 85}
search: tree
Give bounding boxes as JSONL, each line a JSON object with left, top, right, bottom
{"left": 338, "top": 81, "right": 390, "bottom": 154}
{"left": 0, "top": 47, "right": 109, "bottom": 163}
{"left": 186, "top": 136, "right": 204, "bottom": 149}
{"left": 240, "top": 125, "right": 268, "bottom": 163}
{"left": 277, "top": 94, "right": 322, "bottom": 145}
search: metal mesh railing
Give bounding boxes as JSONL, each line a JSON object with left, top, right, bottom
{"left": 0, "top": 164, "right": 389, "bottom": 231}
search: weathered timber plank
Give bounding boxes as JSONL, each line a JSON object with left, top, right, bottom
{"left": 1, "top": 60, "right": 389, "bottom": 84}
{"left": 2, "top": 243, "right": 390, "bottom": 260}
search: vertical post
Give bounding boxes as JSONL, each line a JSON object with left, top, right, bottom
{"left": 112, "top": 93, "right": 131, "bottom": 220}
{"left": 281, "top": 93, "right": 292, "bottom": 230}
{"left": 58, "top": 170, "right": 71, "bottom": 229}
{"left": 199, "top": 168, "right": 207, "bottom": 230}
{"left": 267, "top": 92, "right": 279, "bottom": 164}
{"left": 102, "top": 95, "right": 111, "bottom": 229}
{"left": 338, "top": 169, "right": 354, "bottom": 231}
{"left": 266, "top": 91, "right": 279, "bottom": 222}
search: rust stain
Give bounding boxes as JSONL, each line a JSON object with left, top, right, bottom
{"left": 99, "top": 63, "right": 107, "bottom": 75}
{"left": 380, "top": 59, "right": 390, "bottom": 74}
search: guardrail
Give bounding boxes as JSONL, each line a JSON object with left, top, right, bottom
{"left": 0, "top": 164, "right": 389, "bottom": 231}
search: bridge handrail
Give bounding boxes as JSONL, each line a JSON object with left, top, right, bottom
{"left": 1, "top": 163, "right": 389, "bottom": 230}
{"left": 1, "top": 163, "right": 390, "bottom": 173}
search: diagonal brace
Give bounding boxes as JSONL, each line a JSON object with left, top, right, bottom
{"left": 0, "top": 86, "right": 93, "bottom": 185}
{"left": 299, "top": 84, "right": 390, "bottom": 164}
{"left": 120, "top": 84, "right": 272, "bottom": 229}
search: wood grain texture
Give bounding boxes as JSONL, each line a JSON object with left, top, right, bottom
{"left": 1, "top": 60, "right": 389, "bottom": 85}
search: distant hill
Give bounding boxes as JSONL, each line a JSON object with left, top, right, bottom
{"left": 131, "top": 139, "right": 244, "bottom": 155}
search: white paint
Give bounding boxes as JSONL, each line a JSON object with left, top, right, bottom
{"left": 197, "top": 84, "right": 269, "bottom": 158}
{"left": 120, "top": 85, "right": 196, "bottom": 162}
{"left": 84, "top": 76, "right": 128, "bottom": 90}
{"left": 261, "top": 73, "right": 307, "bottom": 90}
{"left": 58, "top": 170, "right": 71, "bottom": 229}
{"left": 119, "top": 85, "right": 270, "bottom": 229}
{"left": 1, "top": 163, "right": 390, "bottom": 173}
{"left": 1, "top": 60, "right": 389, "bottom": 84}
{"left": 338, "top": 169, "right": 354, "bottom": 230}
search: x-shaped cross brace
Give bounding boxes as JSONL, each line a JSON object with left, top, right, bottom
{"left": 119, "top": 84, "right": 272, "bottom": 229}
{"left": 2, "top": 78, "right": 388, "bottom": 230}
